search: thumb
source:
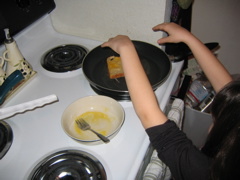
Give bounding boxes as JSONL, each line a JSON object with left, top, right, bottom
{"left": 101, "top": 42, "right": 109, "bottom": 48}
{"left": 157, "top": 36, "right": 171, "bottom": 44}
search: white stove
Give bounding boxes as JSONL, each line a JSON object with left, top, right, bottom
{"left": 0, "top": 11, "right": 183, "bottom": 180}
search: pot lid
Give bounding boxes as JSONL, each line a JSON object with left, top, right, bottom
{"left": 28, "top": 150, "right": 107, "bottom": 180}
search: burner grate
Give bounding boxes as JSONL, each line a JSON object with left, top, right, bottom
{"left": 41, "top": 45, "right": 88, "bottom": 72}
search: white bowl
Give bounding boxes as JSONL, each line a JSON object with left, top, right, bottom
{"left": 61, "top": 95, "right": 125, "bottom": 143}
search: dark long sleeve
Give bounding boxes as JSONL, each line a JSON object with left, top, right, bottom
{"left": 146, "top": 120, "right": 211, "bottom": 180}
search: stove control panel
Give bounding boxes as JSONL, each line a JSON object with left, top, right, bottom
{"left": 16, "top": 0, "right": 31, "bottom": 10}
{"left": 0, "top": 0, "right": 56, "bottom": 44}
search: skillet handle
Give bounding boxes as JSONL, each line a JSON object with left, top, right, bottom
{"left": 169, "top": 42, "right": 220, "bottom": 62}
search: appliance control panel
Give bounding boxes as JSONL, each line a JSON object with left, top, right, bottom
{"left": 0, "top": 0, "right": 56, "bottom": 44}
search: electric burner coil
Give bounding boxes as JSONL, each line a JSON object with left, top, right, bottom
{"left": 41, "top": 44, "right": 88, "bottom": 73}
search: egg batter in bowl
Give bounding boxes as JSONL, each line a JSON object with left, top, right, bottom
{"left": 74, "top": 111, "right": 112, "bottom": 139}
{"left": 61, "top": 95, "right": 125, "bottom": 143}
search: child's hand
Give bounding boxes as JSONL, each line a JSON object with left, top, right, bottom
{"left": 152, "top": 22, "right": 191, "bottom": 44}
{"left": 101, "top": 35, "right": 134, "bottom": 54}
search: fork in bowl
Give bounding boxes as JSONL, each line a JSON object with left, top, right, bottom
{"left": 75, "top": 118, "right": 110, "bottom": 143}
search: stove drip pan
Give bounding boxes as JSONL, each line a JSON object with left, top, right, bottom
{"left": 0, "top": 121, "right": 13, "bottom": 159}
{"left": 28, "top": 150, "right": 107, "bottom": 180}
{"left": 41, "top": 45, "right": 88, "bottom": 73}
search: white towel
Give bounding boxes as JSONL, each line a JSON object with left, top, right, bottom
{"left": 143, "top": 150, "right": 171, "bottom": 180}
{"left": 143, "top": 98, "right": 184, "bottom": 180}
{"left": 167, "top": 98, "right": 184, "bottom": 129}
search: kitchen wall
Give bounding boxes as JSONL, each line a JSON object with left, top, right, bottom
{"left": 191, "top": 0, "right": 240, "bottom": 74}
{"left": 51, "top": 0, "right": 172, "bottom": 46}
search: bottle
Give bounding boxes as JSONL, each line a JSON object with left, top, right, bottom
{"left": 185, "top": 73, "right": 212, "bottom": 108}
{"left": 2, "top": 28, "right": 36, "bottom": 79}
{"left": 196, "top": 90, "right": 215, "bottom": 113}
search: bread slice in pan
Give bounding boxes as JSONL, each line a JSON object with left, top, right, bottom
{"left": 107, "top": 56, "right": 124, "bottom": 79}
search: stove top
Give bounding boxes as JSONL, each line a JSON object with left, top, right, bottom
{"left": 0, "top": 15, "right": 183, "bottom": 179}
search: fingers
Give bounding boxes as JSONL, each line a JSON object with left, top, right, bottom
{"left": 157, "top": 36, "right": 172, "bottom": 44}
{"left": 152, "top": 23, "right": 173, "bottom": 44}
{"left": 152, "top": 22, "right": 172, "bottom": 32}
{"left": 101, "top": 37, "right": 114, "bottom": 47}
{"left": 101, "top": 35, "right": 131, "bottom": 54}
{"left": 101, "top": 41, "right": 109, "bottom": 48}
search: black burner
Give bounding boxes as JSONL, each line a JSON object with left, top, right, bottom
{"left": 41, "top": 45, "right": 88, "bottom": 72}
{"left": 0, "top": 121, "right": 13, "bottom": 159}
{"left": 29, "top": 150, "right": 107, "bottom": 180}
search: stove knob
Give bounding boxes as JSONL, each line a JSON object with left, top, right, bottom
{"left": 16, "top": 0, "right": 30, "bottom": 10}
{"left": 32, "top": 0, "right": 43, "bottom": 5}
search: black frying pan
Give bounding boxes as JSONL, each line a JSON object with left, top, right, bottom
{"left": 82, "top": 41, "right": 171, "bottom": 95}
